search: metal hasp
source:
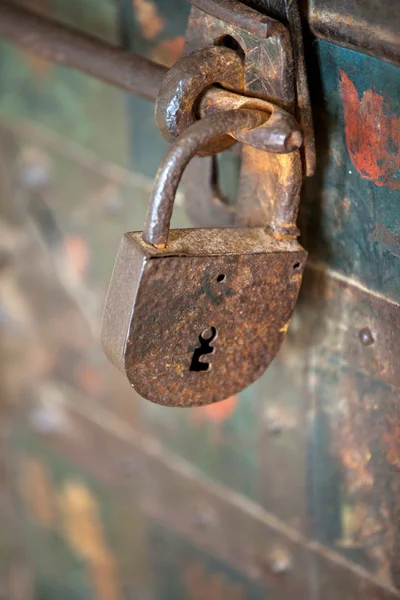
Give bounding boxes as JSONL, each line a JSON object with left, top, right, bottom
{"left": 166, "top": 0, "right": 316, "bottom": 231}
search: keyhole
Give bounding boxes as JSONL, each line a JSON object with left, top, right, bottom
{"left": 190, "top": 327, "right": 217, "bottom": 372}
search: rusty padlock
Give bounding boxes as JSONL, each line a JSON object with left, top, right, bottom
{"left": 102, "top": 109, "right": 307, "bottom": 407}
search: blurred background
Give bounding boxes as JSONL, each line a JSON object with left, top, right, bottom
{"left": 0, "top": 1, "right": 399, "bottom": 599}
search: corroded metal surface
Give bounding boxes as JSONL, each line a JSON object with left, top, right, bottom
{"left": 297, "top": 267, "right": 400, "bottom": 389}
{"left": 144, "top": 109, "right": 267, "bottom": 247}
{"left": 156, "top": 45, "right": 302, "bottom": 158}
{"left": 199, "top": 88, "right": 302, "bottom": 153}
{"left": 192, "top": 0, "right": 316, "bottom": 176}
{"left": 183, "top": 4, "right": 309, "bottom": 234}
{"left": 144, "top": 105, "right": 302, "bottom": 245}
{"left": 309, "top": 0, "right": 400, "bottom": 66}
{"left": 144, "top": 107, "right": 302, "bottom": 248}
{"left": 102, "top": 228, "right": 306, "bottom": 407}
{"left": 185, "top": 4, "right": 295, "bottom": 114}
{"left": 155, "top": 45, "right": 244, "bottom": 154}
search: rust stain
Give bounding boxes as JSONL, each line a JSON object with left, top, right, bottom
{"left": 132, "top": 0, "right": 164, "bottom": 40}
{"left": 184, "top": 561, "right": 246, "bottom": 600}
{"left": 21, "top": 457, "right": 55, "bottom": 527}
{"left": 339, "top": 503, "right": 385, "bottom": 550}
{"left": 192, "top": 395, "right": 238, "bottom": 425}
{"left": 64, "top": 235, "right": 91, "bottom": 280}
{"left": 339, "top": 70, "right": 400, "bottom": 189}
{"left": 87, "top": 561, "right": 120, "bottom": 600}
{"left": 59, "top": 480, "right": 120, "bottom": 600}
{"left": 19, "top": 50, "right": 53, "bottom": 79}
{"left": 382, "top": 421, "right": 400, "bottom": 470}
{"left": 370, "top": 222, "right": 400, "bottom": 258}
{"left": 16, "top": 0, "right": 53, "bottom": 77}
{"left": 279, "top": 320, "right": 291, "bottom": 333}
{"left": 327, "top": 372, "right": 399, "bottom": 580}
{"left": 75, "top": 363, "right": 103, "bottom": 397}
{"left": 332, "top": 374, "right": 374, "bottom": 494}
{"left": 342, "top": 197, "right": 351, "bottom": 215}
{"left": 151, "top": 36, "right": 185, "bottom": 67}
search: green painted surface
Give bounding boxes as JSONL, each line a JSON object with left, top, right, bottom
{"left": 302, "top": 41, "right": 400, "bottom": 302}
{"left": 0, "top": 0, "right": 127, "bottom": 166}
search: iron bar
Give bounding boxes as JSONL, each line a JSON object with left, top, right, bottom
{"left": 0, "top": 1, "right": 167, "bottom": 102}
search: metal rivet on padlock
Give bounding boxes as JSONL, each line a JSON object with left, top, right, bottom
{"left": 102, "top": 109, "right": 307, "bottom": 407}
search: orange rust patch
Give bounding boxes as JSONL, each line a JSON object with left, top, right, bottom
{"left": 383, "top": 421, "right": 400, "bottom": 469}
{"left": 132, "top": 0, "right": 164, "bottom": 40}
{"left": 192, "top": 394, "right": 238, "bottom": 425}
{"left": 20, "top": 50, "right": 53, "bottom": 79}
{"left": 88, "top": 559, "right": 120, "bottom": 600}
{"left": 21, "top": 457, "right": 55, "bottom": 527}
{"left": 75, "top": 363, "right": 103, "bottom": 397}
{"left": 151, "top": 36, "right": 185, "bottom": 67}
{"left": 342, "top": 197, "right": 351, "bottom": 215}
{"left": 184, "top": 560, "right": 246, "bottom": 600}
{"left": 332, "top": 374, "right": 374, "bottom": 493}
{"left": 339, "top": 71, "right": 400, "bottom": 189}
{"left": 64, "top": 235, "right": 91, "bottom": 279}
{"left": 370, "top": 222, "right": 400, "bottom": 258}
{"left": 59, "top": 481, "right": 120, "bottom": 600}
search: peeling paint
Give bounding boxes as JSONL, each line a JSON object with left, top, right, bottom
{"left": 59, "top": 481, "right": 120, "bottom": 600}
{"left": 340, "top": 71, "right": 400, "bottom": 189}
{"left": 132, "top": 0, "right": 164, "bottom": 40}
{"left": 21, "top": 457, "right": 55, "bottom": 528}
{"left": 370, "top": 222, "right": 400, "bottom": 258}
{"left": 151, "top": 36, "right": 185, "bottom": 67}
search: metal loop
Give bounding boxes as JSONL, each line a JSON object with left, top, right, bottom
{"left": 199, "top": 88, "right": 302, "bottom": 153}
{"left": 155, "top": 46, "right": 245, "bottom": 155}
{"left": 143, "top": 109, "right": 267, "bottom": 248}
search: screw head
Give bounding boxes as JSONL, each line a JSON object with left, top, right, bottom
{"left": 359, "top": 326, "right": 374, "bottom": 347}
{"left": 263, "top": 547, "right": 292, "bottom": 575}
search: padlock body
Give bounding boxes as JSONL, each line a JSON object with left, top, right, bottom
{"left": 102, "top": 228, "right": 307, "bottom": 407}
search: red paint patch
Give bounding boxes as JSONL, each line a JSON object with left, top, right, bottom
{"left": 75, "top": 364, "right": 103, "bottom": 397}
{"left": 132, "top": 0, "right": 164, "bottom": 40}
{"left": 64, "top": 235, "right": 90, "bottom": 279}
{"left": 151, "top": 37, "right": 185, "bottom": 68}
{"left": 192, "top": 395, "right": 238, "bottom": 425}
{"left": 339, "top": 70, "right": 400, "bottom": 189}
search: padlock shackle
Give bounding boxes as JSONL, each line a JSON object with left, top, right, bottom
{"left": 143, "top": 109, "right": 267, "bottom": 248}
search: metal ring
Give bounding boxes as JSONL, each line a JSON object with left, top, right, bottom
{"left": 155, "top": 46, "right": 245, "bottom": 155}
{"left": 199, "top": 88, "right": 302, "bottom": 153}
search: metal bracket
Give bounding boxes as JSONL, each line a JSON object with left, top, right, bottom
{"left": 178, "top": 0, "right": 315, "bottom": 231}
